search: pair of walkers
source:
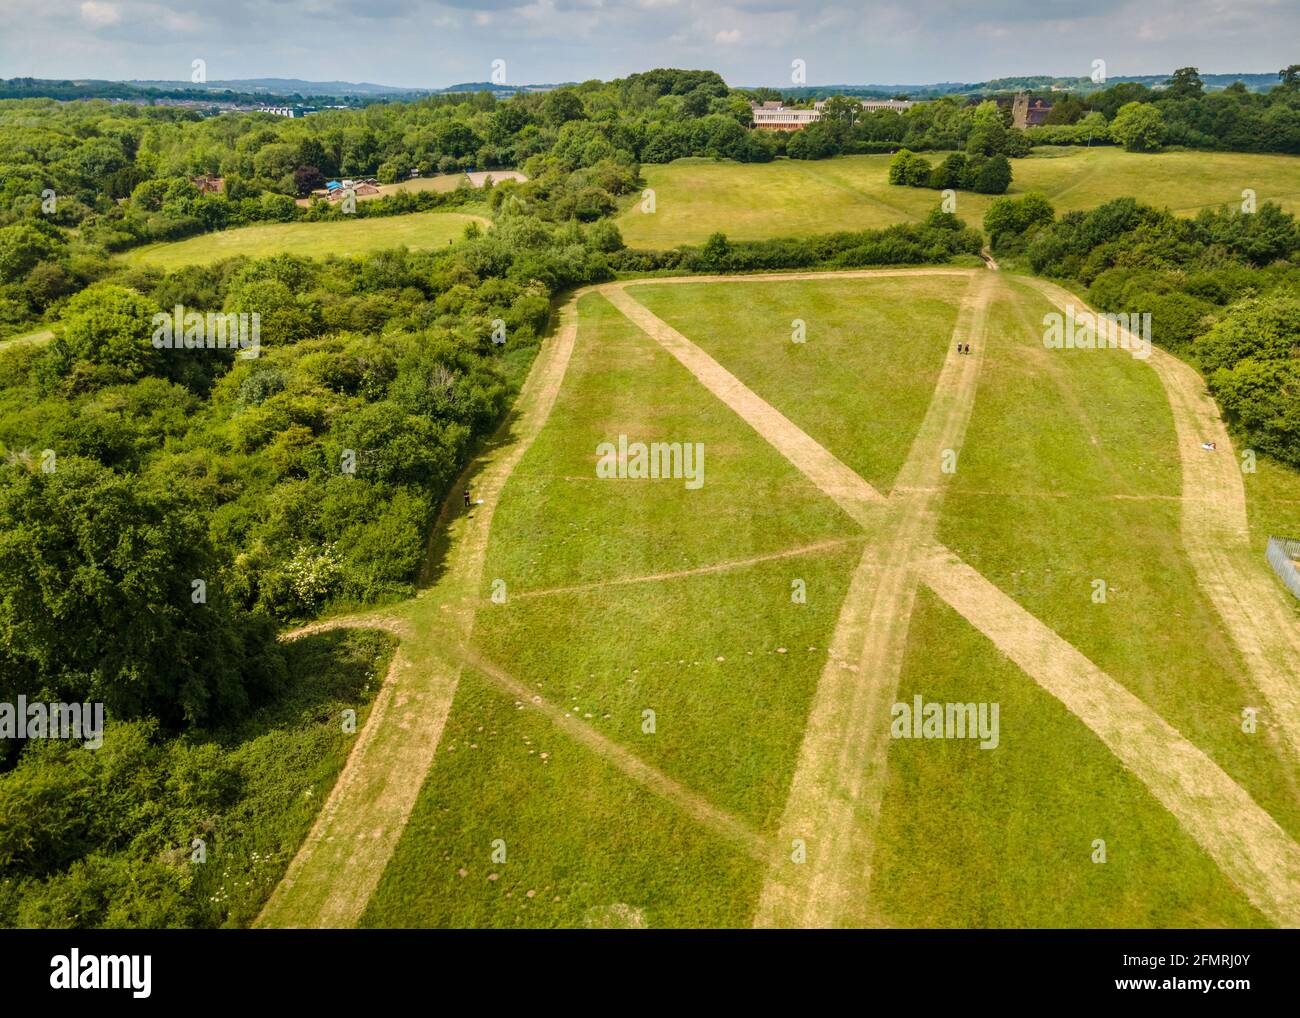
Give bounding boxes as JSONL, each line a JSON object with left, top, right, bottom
{"left": 956, "top": 343, "right": 973, "bottom": 355}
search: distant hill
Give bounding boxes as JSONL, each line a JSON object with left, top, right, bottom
{"left": 769, "top": 72, "right": 1284, "bottom": 100}
{"left": 0, "top": 70, "right": 1287, "bottom": 106}
{"left": 128, "top": 78, "right": 431, "bottom": 96}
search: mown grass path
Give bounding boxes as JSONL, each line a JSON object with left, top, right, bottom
{"left": 259, "top": 266, "right": 1300, "bottom": 928}
{"left": 1025, "top": 278, "right": 1300, "bottom": 766}
{"left": 608, "top": 270, "right": 1300, "bottom": 928}
{"left": 257, "top": 291, "right": 579, "bottom": 927}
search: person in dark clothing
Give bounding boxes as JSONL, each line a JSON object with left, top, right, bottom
{"left": 464, "top": 487, "right": 472, "bottom": 508}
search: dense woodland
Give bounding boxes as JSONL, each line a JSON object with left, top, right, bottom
{"left": 2, "top": 65, "right": 1300, "bottom": 927}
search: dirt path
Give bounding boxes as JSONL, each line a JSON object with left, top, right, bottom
{"left": 747, "top": 273, "right": 997, "bottom": 927}
{"left": 614, "top": 271, "right": 1300, "bottom": 927}
{"left": 1024, "top": 278, "right": 1300, "bottom": 762}
{"left": 453, "top": 645, "right": 773, "bottom": 862}
{"left": 511, "top": 536, "right": 864, "bottom": 602}
{"left": 256, "top": 294, "right": 579, "bottom": 928}
{"left": 257, "top": 266, "right": 1300, "bottom": 929}
{"left": 601, "top": 286, "right": 885, "bottom": 527}
{"left": 920, "top": 546, "right": 1300, "bottom": 928}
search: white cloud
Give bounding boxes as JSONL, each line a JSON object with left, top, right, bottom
{"left": 715, "top": 28, "right": 742, "bottom": 44}
{"left": 80, "top": 1, "right": 121, "bottom": 26}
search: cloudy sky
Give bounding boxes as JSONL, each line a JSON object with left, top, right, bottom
{"left": 3, "top": 0, "right": 1297, "bottom": 88}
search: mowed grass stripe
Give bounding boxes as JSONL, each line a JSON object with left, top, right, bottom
{"left": 628, "top": 275, "right": 967, "bottom": 494}
{"left": 935, "top": 277, "right": 1300, "bottom": 842}
{"left": 921, "top": 548, "right": 1300, "bottom": 928}
{"left": 363, "top": 286, "right": 869, "bottom": 924}
{"left": 869, "top": 588, "right": 1272, "bottom": 928}
{"left": 360, "top": 668, "right": 767, "bottom": 928}
{"left": 1026, "top": 277, "right": 1300, "bottom": 764}
{"left": 482, "top": 292, "right": 863, "bottom": 591}
{"left": 475, "top": 547, "right": 863, "bottom": 831}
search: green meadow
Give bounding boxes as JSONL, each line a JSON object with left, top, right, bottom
{"left": 629, "top": 275, "right": 965, "bottom": 492}
{"left": 870, "top": 588, "right": 1269, "bottom": 929}
{"left": 362, "top": 292, "right": 866, "bottom": 925}
{"left": 118, "top": 209, "right": 488, "bottom": 269}
{"left": 933, "top": 278, "right": 1300, "bottom": 844}
{"left": 358, "top": 272, "right": 1300, "bottom": 927}
{"left": 617, "top": 147, "right": 1300, "bottom": 248}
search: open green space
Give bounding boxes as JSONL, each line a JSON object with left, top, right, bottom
{"left": 932, "top": 276, "right": 1300, "bottom": 843}
{"left": 362, "top": 291, "right": 866, "bottom": 923}
{"left": 870, "top": 588, "right": 1270, "bottom": 928}
{"left": 118, "top": 209, "right": 489, "bottom": 269}
{"left": 617, "top": 148, "right": 1300, "bottom": 248}
{"left": 629, "top": 275, "right": 966, "bottom": 492}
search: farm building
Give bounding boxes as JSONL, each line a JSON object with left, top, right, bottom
{"left": 1012, "top": 93, "right": 1054, "bottom": 128}
{"left": 750, "top": 98, "right": 915, "bottom": 130}
{"left": 309, "top": 180, "right": 382, "bottom": 203}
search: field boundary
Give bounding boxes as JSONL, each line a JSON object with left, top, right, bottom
{"left": 256, "top": 288, "right": 578, "bottom": 928}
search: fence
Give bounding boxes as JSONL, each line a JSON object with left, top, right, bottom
{"left": 1265, "top": 536, "right": 1300, "bottom": 601}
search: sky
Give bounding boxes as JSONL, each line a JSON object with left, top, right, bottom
{"left": 1, "top": 0, "right": 1296, "bottom": 89}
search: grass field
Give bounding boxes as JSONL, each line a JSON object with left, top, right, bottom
{"left": 361, "top": 293, "right": 863, "bottom": 925}
{"left": 617, "top": 147, "right": 1300, "bottom": 248}
{"left": 345, "top": 270, "right": 1300, "bottom": 928}
{"left": 119, "top": 208, "right": 489, "bottom": 269}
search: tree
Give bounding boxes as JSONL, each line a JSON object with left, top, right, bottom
{"left": 1282, "top": 65, "right": 1300, "bottom": 90}
{"left": 984, "top": 193, "right": 1055, "bottom": 249}
{"left": 252, "top": 142, "right": 299, "bottom": 183}
{"left": 787, "top": 121, "right": 841, "bottom": 160}
{"left": 292, "top": 165, "right": 325, "bottom": 196}
{"left": 888, "top": 148, "right": 919, "bottom": 184}
{"left": 541, "top": 89, "right": 586, "bottom": 128}
{"left": 56, "top": 283, "right": 161, "bottom": 377}
{"left": 929, "top": 153, "right": 968, "bottom": 189}
{"left": 0, "top": 459, "right": 283, "bottom": 727}
{"left": 966, "top": 119, "right": 1008, "bottom": 157}
{"left": 820, "top": 95, "right": 863, "bottom": 127}
{"left": 1043, "top": 96, "right": 1085, "bottom": 125}
{"left": 0, "top": 222, "right": 62, "bottom": 284}
{"left": 968, "top": 154, "right": 1012, "bottom": 194}
{"left": 697, "top": 232, "right": 731, "bottom": 271}
{"left": 1110, "top": 102, "right": 1166, "bottom": 152}
{"left": 1165, "top": 67, "right": 1205, "bottom": 101}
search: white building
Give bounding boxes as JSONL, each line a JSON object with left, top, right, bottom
{"left": 751, "top": 98, "right": 915, "bottom": 130}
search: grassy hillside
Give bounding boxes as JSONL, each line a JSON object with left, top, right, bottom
{"left": 617, "top": 147, "right": 1300, "bottom": 248}
{"left": 119, "top": 209, "right": 490, "bottom": 269}
{"left": 358, "top": 272, "right": 1300, "bottom": 927}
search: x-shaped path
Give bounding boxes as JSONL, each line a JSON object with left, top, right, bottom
{"left": 262, "top": 268, "right": 1300, "bottom": 929}
{"left": 605, "top": 270, "right": 1300, "bottom": 928}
